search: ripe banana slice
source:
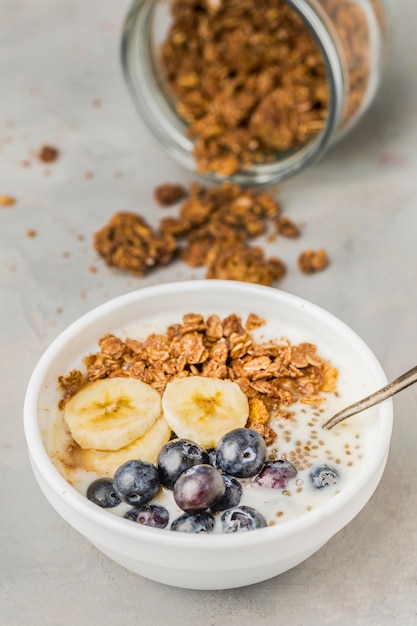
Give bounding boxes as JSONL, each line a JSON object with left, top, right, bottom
{"left": 76, "top": 416, "right": 172, "bottom": 476}
{"left": 162, "top": 376, "right": 249, "bottom": 449}
{"left": 64, "top": 377, "right": 162, "bottom": 451}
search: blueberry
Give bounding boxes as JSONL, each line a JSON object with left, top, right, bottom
{"left": 173, "top": 464, "right": 225, "bottom": 513}
{"left": 221, "top": 505, "right": 267, "bottom": 533}
{"left": 310, "top": 465, "right": 339, "bottom": 489}
{"left": 157, "top": 438, "right": 209, "bottom": 489}
{"left": 86, "top": 478, "right": 121, "bottom": 508}
{"left": 254, "top": 459, "right": 298, "bottom": 490}
{"left": 123, "top": 504, "right": 169, "bottom": 529}
{"left": 216, "top": 428, "right": 267, "bottom": 478}
{"left": 210, "top": 475, "right": 243, "bottom": 513}
{"left": 113, "top": 459, "right": 160, "bottom": 506}
{"left": 171, "top": 511, "right": 215, "bottom": 533}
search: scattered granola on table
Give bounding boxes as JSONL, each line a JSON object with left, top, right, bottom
{"left": 94, "top": 212, "right": 177, "bottom": 277}
{"left": 298, "top": 248, "right": 330, "bottom": 274}
{"left": 275, "top": 216, "right": 301, "bottom": 239}
{"left": 205, "top": 244, "right": 286, "bottom": 286}
{"left": 94, "top": 181, "right": 288, "bottom": 285}
{"left": 154, "top": 182, "right": 188, "bottom": 206}
{"left": 0, "top": 195, "right": 16, "bottom": 207}
{"left": 38, "top": 145, "right": 59, "bottom": 163}
{"left": 58, "top": 312, "right": 338, "bottom": 445}
{"left": 93, "top": 180, "right": 330, "bottom": 283}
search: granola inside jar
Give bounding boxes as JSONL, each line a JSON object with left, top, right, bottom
{"left": 121, "top": 0, "right": 394, "bottom": 186}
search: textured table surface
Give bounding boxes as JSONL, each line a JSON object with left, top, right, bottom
{"left": 1, "top": 1, "right": 416, "bottom": 624}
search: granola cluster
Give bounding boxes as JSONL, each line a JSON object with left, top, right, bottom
{"left": 94, "top": 212, "right": 177, "bottom": 276}
{"left": 59, "top": 312, "right": 338, "bottom": 445}
{"left": 159, "top": 0, "right": 386, "bottom": 176}
{"left": 298, "top": 248, "right": 329, "bottom": 275}
{"left": 94, "top": 182, "right": 298, "bottom": 285}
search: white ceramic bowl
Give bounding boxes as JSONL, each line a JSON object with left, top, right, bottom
{"left": 24, "top": 280, "right": 393, "bottom": 590}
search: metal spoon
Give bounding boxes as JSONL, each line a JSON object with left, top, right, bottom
{"left": 323, "top": 364, "right": 417, "bottom": 430}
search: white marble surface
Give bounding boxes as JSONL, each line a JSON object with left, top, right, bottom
{"left": 1, "top": 1, "right": 417, "bottom": 624}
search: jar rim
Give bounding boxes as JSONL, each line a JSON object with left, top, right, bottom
{"left": 121, "top": 0, "right": 346, "bottom": 186}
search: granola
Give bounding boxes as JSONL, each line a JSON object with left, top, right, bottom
{"left": 205, "top": 244, "right": 286, "bottom": 286}
{"left": 159, "top": 0, "right": 386, "bottom": 176}
{"left": 38, "top": 145, "right": 59, "bottom": 163}
{"left": 95, "top": 182, "right": 290, "bottom": 285}
{"left": 154, "top": 182, "right": 188, "bottom": 206}
{"left": 93, "top": 212, "right": 177, "bottom": 277}
{"left": 59, "top": 312, "right": 338, "bottom": 444}
{"left": 275, "top": 216, "right": 301, "bottom": 239}
{"left": 298, "top": 248, "right": 330, "bottom": 274}
{"left": 0, "top": 195, "right": 16, "bottom": 207}
{"left": 160, "top": 0, "right": 328, "bottom": 175}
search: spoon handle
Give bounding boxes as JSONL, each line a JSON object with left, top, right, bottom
{"left": 323, "top": 364, "right": 417, "bottom": 430}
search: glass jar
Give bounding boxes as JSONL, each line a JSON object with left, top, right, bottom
{"left": 121, "top": 0, "right": 395, "bottom": 186}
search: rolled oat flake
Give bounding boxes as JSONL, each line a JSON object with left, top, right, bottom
{"left": 121, "top": 0, "right": 394, "bottom": 185}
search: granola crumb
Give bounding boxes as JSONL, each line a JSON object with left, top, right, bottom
{"left": 0, "top": 195, "right": 16, "bottom": 207}
{"left": 159, "top": 0, "right": 329, "bottom": 174}
{"left": 275, "top": 216, "right": 301, "bottom": 239}
{"left": 298, "top": 248, "right": 330, "bottom": 274}
{"left": 38, "top": 145, "right": 59, "bottom": 163}
{"left": 26, "top": 229, "right": 37, "bottom": 238}
{"left": 154, "top": 183, "right": 188, "bottom": 206}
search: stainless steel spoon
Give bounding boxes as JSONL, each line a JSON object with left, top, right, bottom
{"left": 323, "top": 364, "right": 417, "bottom": 430}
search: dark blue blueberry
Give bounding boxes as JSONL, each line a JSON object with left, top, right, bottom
{"left": 170, "top": 511, "right": 215, "bottom": 533}
{"left": 123, "top": 504, "right": 169, "bottom": 529}
{"left": 157, "top": 438, "right": 209, "bottom": 489}
{"left": 173, "top": 464, "right": 225, "bottom": 513}
{"left": 215, "top": 428, "right": 267, "bottom": 478}
{"left": 254, "top": 459, "right": 298, "bottom": 490}
{"left": 310, "top": 465, "right": 339, "bottom": 489}
{"left": 221, "top": 505, "right": 267, "bottom": 533}
{"left": 113, "top": 459, "right": 160, "bottom": 506}
{"left": 86, "top": 478, "right": 121, "bottom": 508}
{"left": 210, "top": 475, "right": 243, "bottom": 513}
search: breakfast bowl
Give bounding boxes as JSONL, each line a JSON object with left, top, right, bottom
{"left": 23, "top": 280, "right": 393, "bottom": 590}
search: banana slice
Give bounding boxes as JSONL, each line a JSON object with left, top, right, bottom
{"left": 64, "top": 377, "right": 162, "bottom": 451}
{"left": 75, "top": 416, "right": 172, "bottom": 476}
{"left": 162, "top": 376, "right": 249, "bottom": 449}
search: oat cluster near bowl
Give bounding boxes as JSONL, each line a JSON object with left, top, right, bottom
{"left": 94, "top": 181, "right": 329, "bottom": 284}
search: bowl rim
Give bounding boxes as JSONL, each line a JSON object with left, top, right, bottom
{"left": 23, "top": 280, "right": 393, "bottom": 549}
